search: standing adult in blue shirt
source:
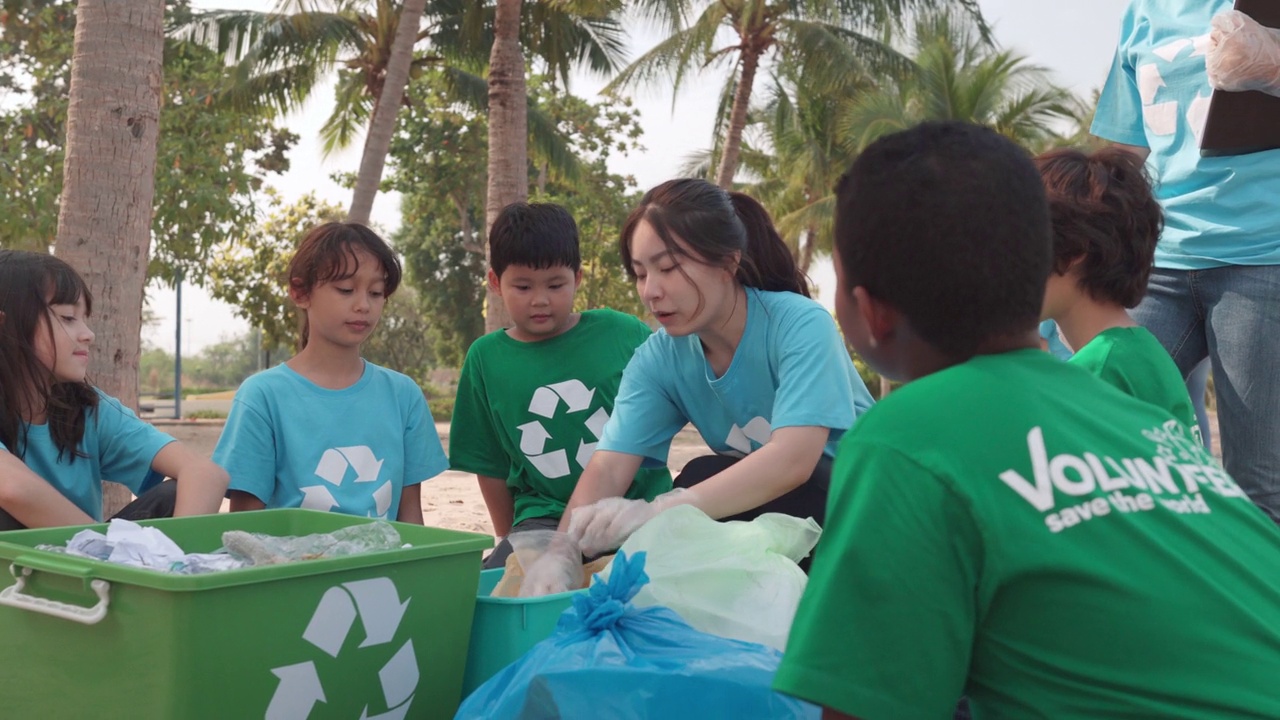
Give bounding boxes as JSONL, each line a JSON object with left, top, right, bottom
{"left": 522, "top": 180, "right": 874, "bottom": 592}
{"left": 1093, "top": 0, "right": 1280, "bottom": 521}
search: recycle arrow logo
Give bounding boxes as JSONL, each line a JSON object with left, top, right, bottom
{"left": 300, "top": 446, "right": 394, "bottom": 519}
{"left": 1136, "top": 33, "right": 1212, "bottom": 142}
{"left": 515, "top": 379, "right": 609, "bottom": 479}
{"left": 724, "top": 416, "right": 772, "bottom": 458}
{"left": 266, "top": 577, "right": 418, "bottom": 720}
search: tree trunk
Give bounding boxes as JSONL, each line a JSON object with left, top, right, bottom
{"left": 347, "top": 0, "right": 428, "bottom": 225}
{"left": 54, "top": 0, "right": 164, "bottom": 517}
{"left": 798, "top": 223, "right": 817, "bottom": 273}
{"left": 714, "top": 48, "right": 762, "bottom": 189}
{"left": 483, "top": 0, "right": 527, "bottom": 333}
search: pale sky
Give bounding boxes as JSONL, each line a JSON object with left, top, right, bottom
{"left": 148, "top": 0, "right": 1130, "bottom": 355}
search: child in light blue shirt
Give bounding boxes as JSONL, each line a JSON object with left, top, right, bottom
{"left": 0, "top": 251, "right": 228, "bottom": 530}
{"left": 214, "top": 223, "right": 447, "bottom": 521}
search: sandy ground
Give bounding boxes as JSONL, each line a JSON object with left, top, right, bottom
{"left": 156, "top": 420, "right": 714, "bottom": 537}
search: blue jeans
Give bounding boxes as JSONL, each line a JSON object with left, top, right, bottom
{"left": 1186, "top": 358, "right": 1212, "bottom": 452}
{"left": 1133, "top": 266, "right": 1280, "bottom": 522}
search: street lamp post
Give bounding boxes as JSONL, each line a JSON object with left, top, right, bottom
{"left": 173, "top": 273, "right": 182, "bottom": 419}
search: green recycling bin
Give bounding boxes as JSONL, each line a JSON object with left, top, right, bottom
{"left": 0, "top": 509, "right": 491, "bottom": 720}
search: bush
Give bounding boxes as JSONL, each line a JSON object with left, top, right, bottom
{"left": 428, "top": 397, "right": 454, "bottom": 422}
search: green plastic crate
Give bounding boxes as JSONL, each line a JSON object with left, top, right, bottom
{"left": 0, "top": 509, "right": 491, "bottom": 720}
{"left": 460, "top": 567, "right": 585, "bottom": 697}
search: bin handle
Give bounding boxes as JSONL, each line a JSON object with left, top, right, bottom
{"left": 0, "top": 564, "right": 110, "bottom": 625}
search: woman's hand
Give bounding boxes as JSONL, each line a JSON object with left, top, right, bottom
{"left": 1207, "top": 10, "right": 1280, "bottom": 98}
{"left": 567, "top": 488, "right": 691, "bottom": 556}
{"left": 517, "top": 531, "right": 584, "bottom": 597}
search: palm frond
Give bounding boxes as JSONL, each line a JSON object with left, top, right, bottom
{"left": 438, "top": 66, "right": 584, "bottom": 183}
{"left": 602, "top": 2, "right": 727, "bottom": 97}
{"left": 319, "top": 70, "right": 373, "bottom": 156}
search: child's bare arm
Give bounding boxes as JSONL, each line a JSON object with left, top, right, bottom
{"left": 151, "top": 442, "right": 229, "bottom": 517}
{"left": 476, "top": 475, "right": 514, "bottom": 536}
{"left": 397, "top": 484, "right": 423, "bottom": 524}
{"left": 0, "top": 449, "right": 95, "bottom": 527}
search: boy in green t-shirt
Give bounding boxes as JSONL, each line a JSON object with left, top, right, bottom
{"left": 774, "top": 122, "right": 1280, "bottom": 718}
{"left": 449, "top": 202, "right": 671, "bottom": 569}
{"left": 1036, "top": 147, "right": 1200, "bottom": 443}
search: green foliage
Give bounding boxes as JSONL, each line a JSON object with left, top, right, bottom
{"left": 0, "top": 0, "right": 296, "bottom": 280}
{"left": 604, "top": 0, "right": 989, "bottom": 171}
{"left": 742, "top": 12, "right": 1078, "bottom": 268}
{"left": 428, "top": 397, "right": 455, "bottom": 422}
{"left": 361, "top": 286, "right": 438, "bottom": 382}
{"left": 139, "top": 332, "right": 290, "bottom": 395}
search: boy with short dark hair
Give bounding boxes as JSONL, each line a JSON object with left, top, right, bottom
{"left": 449, "top": 202, "right": 671, "bottom": 569}
{"left": 774, "top": 121, "right": 1280, "bottom": 718}
{"left": 1036, "top": 147, "right": 1199, "bottom": 442}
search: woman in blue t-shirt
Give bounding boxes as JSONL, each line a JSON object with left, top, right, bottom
{"left": 0, "top": 250, "right": 229, "bottom": 530}
{"left": 531, "top": 179, "right": 873, "bottom": 587}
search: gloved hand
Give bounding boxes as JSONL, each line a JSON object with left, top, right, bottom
{"left": 513, "top": 530, "right": 583, "bottom": 598}
{"left": 1207, "top": 10, "right": 1280, "bottom": 98}
{"left": 568, "top": 488, "right": 691, "bottom": 557}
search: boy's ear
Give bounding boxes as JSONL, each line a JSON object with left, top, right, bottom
{"left": 487, "top": 268, "right": 502, "bottom": 295}
{"left": 1059, "top": 254, "right": 1087, "bottom": 276}
{"left": 854, "top": 286, "right": 900, "bottom": 348}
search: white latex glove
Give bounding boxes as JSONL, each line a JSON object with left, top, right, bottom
{"left": 515, "top": 531, "right": 582, "bottom": 598}
{"left": 568, "top": 488, "right": 691, "bottom": 557}
{"left": 1207, "top": 10, "right": 1280, "bottom": 97}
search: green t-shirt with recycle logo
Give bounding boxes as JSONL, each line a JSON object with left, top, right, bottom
{"left": 449, "top": 309, "right": 672, "bottom": 527}
{"left": 775, "top": 349, "right": 1280, "bottom": 719}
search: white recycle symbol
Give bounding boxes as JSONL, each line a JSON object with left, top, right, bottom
{"left": 1137, "top": 33, "right": 1212, "bottom": 142}
{"left": 301, "top": 446, "right": 394, "bottom": 519}
{"left": 515, "top": 379, "right": 609, "bottom": 479}
{"left": 723, "top": 416, "right": 772, "bottom": 458}
{"left": 266, "top": 577, "right": 417, "bottom": 720}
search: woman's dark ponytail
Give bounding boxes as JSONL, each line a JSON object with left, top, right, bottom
{"left": 727, "top": 191, "right": 811, "bottom": 298}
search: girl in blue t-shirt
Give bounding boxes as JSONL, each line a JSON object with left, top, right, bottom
{"left": 0, "top": 250, "right": 229, "bottom": 530}
{"left": 529, "top": 179, "right": 873, "bottom": 587}
{"left": 213, "top": 223, "right": 447, "bottom": 522}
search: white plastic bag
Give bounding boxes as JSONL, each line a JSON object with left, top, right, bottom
{"left": 599, "top": 504, "right": 821, "bottom": 651}
{"left": 1207, "top": 10, "right": 1280, "bottom": 97}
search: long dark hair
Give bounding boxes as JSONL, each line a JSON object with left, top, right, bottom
{"left": 286, "top": 222, "right": 402, "bottom": 349}
{"left": 0, "top": 250, "right": 99, "bottom": 460}
{"left": 619, "top": 178, "right": 811, "bottom": 298}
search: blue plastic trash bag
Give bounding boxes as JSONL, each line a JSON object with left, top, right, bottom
{"left": 455, "top": 551, "right": 819, "bottom": 720}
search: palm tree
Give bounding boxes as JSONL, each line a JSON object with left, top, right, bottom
{"left": 483, "top": 0, "right": 526, "bottom": 332}
{"left": 839, "top": 13, "right": 1075, "bottom": 154}
{"left": 741, "top": 12, "right": 1076, "bottom": 271}
{"left": 183, "top": 0, "right": 625, "bottom": 225}
{"left": 742, "top": 76, "right": 865, "bottom": 272}
{"left": 348, "top": 0, "right": 428, "bottom": 223}
{"left": 55, "top": 0, "right": 165, "bottom": 515}
{"left": 608, "top": 0, "right": 987, "bottom": 189}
